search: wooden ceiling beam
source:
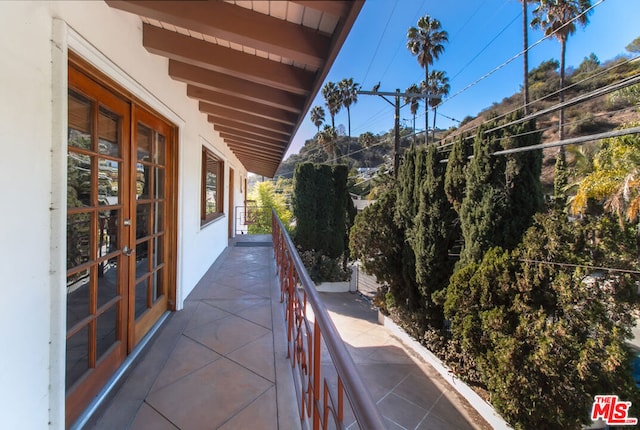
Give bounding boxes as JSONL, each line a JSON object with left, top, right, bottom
{"left": 200, "top": 102, "right": 293, "bottom": 135}
{"left": 228, "top": 146, "right": 282, "bottom": 161}
{"left": 234, "top": 157, "right": 276, "bottom": 177}
{"left": 226, "top": 143, "right": 283, "bottom": 162}
{"left": 237, "top": 156, "right": 278, "bottom": 168}
{"left": 107, "top": 0, "right": 330, "bottom": 68}
{"left": 209, "top": 117, "right": 290, "bottom": 140}
{"left": 225, "top": 137, "right": 282, "bottom": 152}
{"left": 230, "top": 151, "right": 282, "bottom": 166}
{"left": 213, "top": 124, "right": 288, "bottom": 144}
{"left": 144, "top": 24, "right": 313, "bottom": 95}
{"left": 169, "top": 61, "right": 304, "bottom": 113}
{"left": 218, "top": 132, "right": 286, "bottom": 150}
{"left": 187, "top": 86, "right": 297, "bottom": 125}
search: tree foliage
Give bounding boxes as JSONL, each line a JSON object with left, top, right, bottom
{"left": 572, "top": 128, "right": 640, "bottom": 224}
{"left": 407, "top": 15, "right": 448, "bottom": 139}
{"left": 444, "top": 134, "right": 469, "bottom": 212}
{"left": 458, "top": 123, "right": 507, "bottom": 265}
{"left": 408, "top": 145, "right": 455, "bottom": 327}
{"left": 338, "top": 78, "right": 359, "bottom": 141}
{"left": 293, "top": 162, "right": 352, "bottom": 260}
{"left": 247, "top": 181, "right": 292, "bottom": 234}
{"left": 458, "top": 113, "right": 543, "bottom": 266}
{"left": 321, "top": 81, "right": 341, "bottom": 128}
{"left": 317, "top": 125, "right": 338, "bottom": 163}
{"left": 626, "top": 35, "right": 640, "bottom": 54}
{"left": 393, "top": 149, "right": 421, "bottom": 312}
{"left": 350, "top": 178, "right": 408, "bottom": 303}
{"left": 528, "top": 59, "right": 560, "bottom": 101}
{"left": 445, "top": 211, "right": 639, "bottom": 429}
{"left": 310, "top": 105, "right": 325, "bottom": 132}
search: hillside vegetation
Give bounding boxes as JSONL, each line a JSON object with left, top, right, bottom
{"left": 276, "top": 53, "right": 640, "bottom": 195}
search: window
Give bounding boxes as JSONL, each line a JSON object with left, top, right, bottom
{"left": 201, "top": 147, "right": 224, "bottom": 225}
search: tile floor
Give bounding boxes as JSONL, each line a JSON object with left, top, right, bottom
{"left": 319, "top": 292, "right": 491, "bottom": 430}
{"left": 88, "top": 235, "right": 490, "bottom": 430}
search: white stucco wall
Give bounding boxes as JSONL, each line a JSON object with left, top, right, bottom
{"left": 0, "top": 2, "right": 248, "bottom": 428}
{"left": 0, "top": 3, "right": 56, "bottom": 429}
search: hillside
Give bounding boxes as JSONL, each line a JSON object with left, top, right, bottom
{"left": 276, "top": 53, "right": 640, "bottom": 194}
{"left": 444, "top": 55, "right": 640, "bottom": 192}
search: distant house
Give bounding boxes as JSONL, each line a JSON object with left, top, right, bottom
{"left": 356, "top": 166, "right": 380, "bottom": 179}
{"left": 350, "top": 193, "right": 375, "bottom": 213}
{"left": 0, "top": 1, "right": 362, "bottom": 428}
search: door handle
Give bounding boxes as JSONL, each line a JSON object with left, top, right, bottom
{"left": 123, "top": 245, "right": 135, "bottom": 256}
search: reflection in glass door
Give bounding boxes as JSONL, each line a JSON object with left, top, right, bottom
{"left": 66, "top": 60, "right": 176, "bottom": 427}
{"left": 66, "top": 68, "right": 130, "bottom": 425}
{"left": 130, "top": 108, "right": 170, "bottom": 347}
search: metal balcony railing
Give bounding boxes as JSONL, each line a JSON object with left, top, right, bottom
{"left": 235, "top": 203, "right": 272, "bottom": 235}
{"left": 271, "top": 209, "right": 386, "bottom": 430}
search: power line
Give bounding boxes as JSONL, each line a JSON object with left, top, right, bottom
{"left": 440, "top": 57, "right": 640, "bottom": 146}
{"left": 492, "top": 125, "right": 640, "bottom": 156}
{"left": 520, "top": 259, "right": 640, "bottom": 276}
{"left": 484, "top": 56, "right": 640, "bottom": 133}
{"left": 440, "top": 0, "right": 606, "bottom": 107}
{"left": 378, "top": 0, "right": 427, "bottom": 84}
{"left": 449, "top": 12, "right": 520, "bottom": 83}
{"left": 360, "top": 0, "right": 400, "bottom": 87}
{"left": 484, "top": 72, "right": 640, "bottom": 135}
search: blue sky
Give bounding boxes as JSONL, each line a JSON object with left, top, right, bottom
{"left": 284, "top": 0, "right": 640, "bottom": 158}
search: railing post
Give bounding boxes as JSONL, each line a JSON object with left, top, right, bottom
{"left": 313, "top": 320, "right": 321, "bottom": 430}
{"left": 270, "top": 209, "right": 386, "bottom": 430}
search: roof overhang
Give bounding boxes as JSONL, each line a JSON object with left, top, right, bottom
{"left": 107, "top": 0, "right": 364, "bottom": 177}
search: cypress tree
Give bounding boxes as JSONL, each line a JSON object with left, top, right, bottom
{"left": 293, "top": 162, "right": 350, "bottom": 259}
{"left": 293, "top": 163, "right": 319, "bottom": 251}
{"left": 314, "top": 163, "right": 335, "bottom": 255}
{"left": 394, "top": 148, "right": 417, "bottom": 230}
{"left": 458, "top": 113, "right": 543, "bottom": 266}
{"left": 444, "top": 134, "right": 469, "bottom": 213}
{"left": 554, "top": 149, "right": 569, "bottom": 210}
{"left": 501, "top": 114, "right": 543, "bottom": 249}
{"left": 327, "top": 165, "right": 348, "bottom": 259}
{"left": 458, "top": 122, "right": 506, "bottom": 266}
{"left": 393, "top": 149, "right": 421, "bottom": 312}
{"left": 409, "top": 145, "right": 455, "bottom": 328}
{"left": 349, "top": 179, "right": 409, "bottom": 304}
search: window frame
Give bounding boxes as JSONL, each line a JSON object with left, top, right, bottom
{"left": 201, "top": 146, "right": 225, "bottom": 226}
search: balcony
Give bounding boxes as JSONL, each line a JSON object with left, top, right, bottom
{"left": 87, "top": 219, "right": 488, "bottom": 429}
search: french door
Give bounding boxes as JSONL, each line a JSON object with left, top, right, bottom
{"left": 66, "top": 59, "right": 176, "bottom": 426}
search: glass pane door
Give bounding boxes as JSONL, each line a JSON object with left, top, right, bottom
{"left": 66, "top": 60, "right": 176, "bottom": 427}
{"left": 66, "top": 74, "right": 130, "bottom": 425}
{"left": 130, "top": 107, "right": 170, "bottom": 346}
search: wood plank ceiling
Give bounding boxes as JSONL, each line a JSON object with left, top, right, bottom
{"left": 106, "top": 0, "right": 364, "bottom": 177}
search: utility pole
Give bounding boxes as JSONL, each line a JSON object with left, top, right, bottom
{"left": 357, "top": 88, "right": 439, "bottom": 177}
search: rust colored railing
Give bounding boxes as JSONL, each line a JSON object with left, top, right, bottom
{"left": 235, "top": 204, "right": 271, "bottom": 235}
{"left": 271, "top": 210, "right": 386, "bottom": 430}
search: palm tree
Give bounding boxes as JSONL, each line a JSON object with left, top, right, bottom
{"left": 531, "top": 0, "right": 592, "bottom": 142}
{"left": 310, "top": 105, "right": 325, "bottom": 133}
{"left": 564, "top": 143, "right": 596, "bottom": 201}
{"left": 425, "top": 70, "right": 450, "bottom": 143}
{"left": 321, "top": 81, "right": 341, "bottom": 129}
{"left": 404, "top": 83, "right": 421, "bottom": 140}
{"left": 571, "top": 131, "right": 640, "bottom": 262}
{"left": 317, "top": 125, "right": 338, "bottom": 164}
{"left": 407, "top": 15, "right": 448, "bottom": 143}
{"left": 358, "top": 131, "right": 375, "bottom": 148}
{"left": 338, "top": 78, "right": 359, "bottom": 158}
{"left": 338, "top": 78, "right": 359, "bottom": 138}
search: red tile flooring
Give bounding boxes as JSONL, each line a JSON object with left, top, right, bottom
{"left": 89, "top": 236, "right": 490, "bottom": 429}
